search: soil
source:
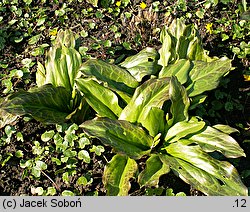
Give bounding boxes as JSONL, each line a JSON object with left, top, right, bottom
{"left": 0, "top": 0, "right": 249, "bottom": 196}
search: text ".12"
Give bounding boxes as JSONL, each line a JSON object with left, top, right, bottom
{"left": 234, "top": 199, "right": 247, "bottom": 208}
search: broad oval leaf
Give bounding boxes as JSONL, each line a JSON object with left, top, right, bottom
{"left": 0, "top": 84, "right": 72, "bottom": 124}
{"left": 36, "top": 30, "right": 82, "bottom": 92}
{"left": 0, "top": 108, "right": 18, "bottom": 129}
{"left": 160, "top": 154, "right": 248, "bottom": 196}
{"left": 80, "top": 117, "right": 154, "bottom": 159}
{"left": 55, "top": 29, "right": 77, "bottom": 48}
{"left": 44, "top": 46, "right": 82, "bottom": 92}
{"left": 186, "top": 57, "right": 232, "bottom": 97}
{"left": 119, "top": 77, "right": 171, "bottom": 124}
{"left": 158, "top": 19, "right": 211, "bottom": 66}
{"left": 76, "top": 78, "right": 122, "bottom": 119}
{"left": 164, "top": 117, "right": 206, "bottom": 143}
{"left": 139, "top": 107, "right": 165, "bottom": 137}
{"left": 212, "top": 124, "right": 239, "bottom": 134}
{"left": 138, "top": 154, "right": 170, "bottom": 187}
{"left": 119, "top": 47, "right": 161, "bottom": 81}
{"left": 158, "top": 59, "right": 191, "bottom": 84}
{"left": 36, "top": 61, "right": 46, "bottom": 87}
{"left": 103, "top": 154, "right": 138, "bottom": 196}
{"left": 168, "top": 76, "right": 190, "bottom": 126}
{"left": 80, "top": 59, "right": 139, "bottom": 95}
{"left": 189, "top": 94, "right": 207, "bottom": 110}
{"left": 36, "top": 30, "right": 81, "bottom": 91}
{"left": 163, "top": 141, "right": 248, "bottom": 196}
{"left": 189, "top": 126, "right": 246, "bottom": 158}
{"left": 158, "top": 27, "right": 173, "bottom": 66}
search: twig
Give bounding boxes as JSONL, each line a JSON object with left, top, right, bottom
{"left": 239, "top": 87, "right": 250, "bottom": 92}
{"left": 41, "top": 170, "right": 60, "bottom": 191}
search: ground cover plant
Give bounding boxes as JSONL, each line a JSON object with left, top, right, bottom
{"left": 0, "top": 0, "right": 249, "bottom": 196}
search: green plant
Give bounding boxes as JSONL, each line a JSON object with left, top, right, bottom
{"left": 4, "top": 121, "right": 102, "bottom": 196}
{"left": 0, "top": 30, "right": 88, "bottom": 125}
{"left": 0, "top": 19, "right": 247, "bottom": 195}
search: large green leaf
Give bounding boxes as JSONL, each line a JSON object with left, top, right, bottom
{"left": 36, "top": 61, "right": 46, "bottom": 87}
{"left": 103, "top": 154, "right": 138, "bottom": 196}
{"left": 54, "top": 29, "right": 77, "bottom": 48}
{"left": 43, "top": 46, "right": 82, "bottom": 92}
{"left": 212, "top": 124, "right": 239, "bottom": 134}
{"left": 0, "top": 97, "right": 18, "bottom": 128}
{"left": 139, "top": 107, "right": 165, "bottom": 137}
{"left": 119, "top": 47, "right": 161, "bottom": 81}
{"left": 0, "top": 84, "right": 72, "bottom": 124}
{"left": 189, "top": 126, "right": 246, "bottom": 158}
{"left": 80, "top": 117, "right": 154, "bottom": 159}
{"left": 162, "top": 141, "right": 248, "bottom": 196}
{"left": 0, "top": 108, "right": 18, "bottom": 129}
{"left": 158, "top": 19, "right": 211, "bottom": 67}
{"left": 160, "top": 154, "right": 247, "bottom": 196}
{"left": 168, "top": 76, "right": 190, "bottom": 126}
{"left": 158, "top": 28, "right": 173, "bottom": 67}
{"left": 189, "top": 94, "right": 207, "bottom": 110}
{"left": 186, "top": 57, "right": 232, "bottom": 97}
{"left": 164, "top": 117, "right": 206, "bottom": 143}
{"left": 75, "top": 78, "right": 122, "bottom": 119}
{"left": 158, "top": 59, "right": 191, "bottom": 84}
{"left": 119, "top": 77, "right": 171, "bottom": 124}
{"left": 138, "top": 154, "right": 170, "bottom": 187}
{"left": 80, "top": 59, "right": 139, "bottom": 95}
{"left": 36, "top": 30, "right": 82, "bottom": 92}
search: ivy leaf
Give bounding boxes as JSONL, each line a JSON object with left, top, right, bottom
{"left": 35, "top": 160, "right": 47, "bottom": 170}
{"left": 103, "top": 154, "right": 138, "bottom": 196}
{"left": 78, "top": 150, "right": 90, "bottom": 163}
{"left": 86, "top": 0, "right": 98, "bottom": 7}
{"left": 28, "top": 34, "right": 41, "bottom": 45}
{"left": 31, "top": 167, "right": 41, "bottom": 178}
{"left": 61, "top": 190, "right": 75, "bottom": 196}
{"left": 77, "top": 176, "right": 88, "bottom": 186}
{"left": 46, "top": 187, "right": 57, "bottom": 196}
{"left": 90, "top": 145, "right": 105, "bottom": 156}
{"left": 78, "top": 137, "right": 90, "bottom": 149}
{"left": 37, "top": 17, "right": 46, "bottom": 26}
{"left": 41, "top": 130, "right": 55, "bottom": 142}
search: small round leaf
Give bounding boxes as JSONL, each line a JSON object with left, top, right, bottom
{"left": 78, "top": 150, "right": 90, "bottom": 163}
